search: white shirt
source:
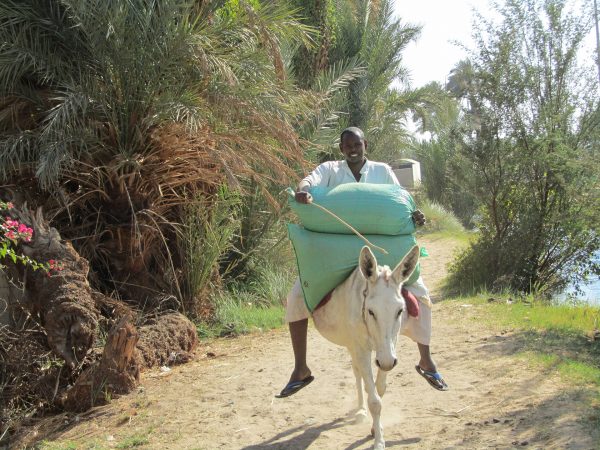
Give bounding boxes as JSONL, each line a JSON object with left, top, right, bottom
{"left": 302, "top": 160, "right": 401, "bottom": 187}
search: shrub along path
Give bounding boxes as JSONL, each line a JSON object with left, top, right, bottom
{"left": 25, "top": 235, "right": 599, "bottom": 449}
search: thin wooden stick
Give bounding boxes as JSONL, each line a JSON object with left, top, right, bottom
{"left": 310, "top": 201, "right": 389, "bottom": 255}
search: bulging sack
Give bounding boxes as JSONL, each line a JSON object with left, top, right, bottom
{"left": 288, "top": 224, "right": 420, "bottom": 312}
{"left": 287, "top": 183, "right": 416, "bottom": 236}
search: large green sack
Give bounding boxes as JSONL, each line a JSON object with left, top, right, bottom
{"left": 287, "top": 183, "right": 416, "bottom": 236}
{"left": 288, "top": 224, "right": 420, "bottom": 312}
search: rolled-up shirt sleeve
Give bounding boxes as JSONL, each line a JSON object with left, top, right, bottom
{"left": 302, "top": 162, "right": 330, "bottom": 187}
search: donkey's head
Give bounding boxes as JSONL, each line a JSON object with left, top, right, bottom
{"left": 358, "top": 245, "right": 420, "bottom": 371}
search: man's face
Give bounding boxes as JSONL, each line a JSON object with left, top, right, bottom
{"left": 340, "top": 132, "right": 366, "bottom": 164}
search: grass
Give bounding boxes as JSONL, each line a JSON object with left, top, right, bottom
{"left": 115, "top": 433, "right": 150, "bottom": 449}
{"left": 37, "top": 441, "right": 105, "bottom": 450}
{"left": 198, "top": 293, "right": 285, "bottom": 338}
{"left": 196, "top": 261, "right": 291, "bottom": 339}
{"left": 468, "top": 294, "right": 600, "bottom": 335}
{"left": 37, "top": 442, "right": 79, "bottom": 450}
{"left": 456, "top": 293, "right": 600, "bottom": 417}
{"left": 451, "top": 293, "right": 600, "bottom": 437}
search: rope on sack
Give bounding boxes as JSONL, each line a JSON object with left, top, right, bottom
{"left": 309, "top": 201, "right": 389, "bottom": 255}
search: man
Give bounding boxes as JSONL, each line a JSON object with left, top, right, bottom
{"left": 277, "top": 126, "right": 448, "bottom": 398}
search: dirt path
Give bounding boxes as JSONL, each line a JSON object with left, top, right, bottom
{"left": 19, "top": 235, "right": 597, "bottom": 449}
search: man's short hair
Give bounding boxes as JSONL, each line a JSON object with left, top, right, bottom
{"left": 340, "top": 127, "right": 365, "bottom": 142}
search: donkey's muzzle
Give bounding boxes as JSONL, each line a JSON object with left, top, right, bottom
{"left": 375, "top": 358, "right": 397, "bottom": 371}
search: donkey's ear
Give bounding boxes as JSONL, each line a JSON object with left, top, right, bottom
{"left": 359, "top": 246, "right": 378, "bottom": 282}
{"left": 391, "top": 246, "right": 419, "bottom": 284}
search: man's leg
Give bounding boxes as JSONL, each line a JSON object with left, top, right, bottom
{"left": 287, "top": 318, "right": 312, "bottom": 383}
{"left": 402, "top": 278, "right": 448, "bottom": 391}
{"left": 277, "top": 279, "right": 314, "bottom": 397}
{"left": 417, "top": 343, "right": 437, "bottom": 372}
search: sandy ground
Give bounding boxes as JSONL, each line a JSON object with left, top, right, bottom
{"left": 14, "top": 235, "right": 599, "bottom": 449}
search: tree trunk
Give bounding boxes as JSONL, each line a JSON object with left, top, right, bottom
{"left": 4, "top": 205, "right": 199, "bottom": 421}
{"left": 16, "top": 208, "right": 99, "bottom": 368}
{"left": 59, "top": 316, "right": 140, "bottom": 412}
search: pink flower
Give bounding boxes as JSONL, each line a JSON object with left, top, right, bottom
{"left": 5, "top": 230, "right": 17, "bottom": 240}
{"left": 4, "top": 218, "right": 18, "bottom": 229}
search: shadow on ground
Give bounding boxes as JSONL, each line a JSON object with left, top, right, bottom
{"left": 240, "top": 415, "right": 421, "bottom": 450}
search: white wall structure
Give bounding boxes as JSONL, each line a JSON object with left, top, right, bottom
{"left": 392, "top": 159, "right": 421, "bottom": 190}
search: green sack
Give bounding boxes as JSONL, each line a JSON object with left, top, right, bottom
{"left": 287, "top": 183, "right": 416, "bottom": 236}
{"left": 288, "top": 224, "right": 421, "bottom": 312}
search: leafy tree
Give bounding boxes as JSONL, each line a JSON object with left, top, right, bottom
{"left": 409, "top": 84, "right": 477, "bottom": 226}
{"left": 324, "top": 0, "right": 430, "bottom": 162}
{"left": 448, "top": 0, "right": 600, "bottom": 296}
{"left": 294, "top": 0, "right": 443, "bottom": 164}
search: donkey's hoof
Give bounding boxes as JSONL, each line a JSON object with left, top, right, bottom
{"left": 353, "top": 409, "right": 368, "bottom": 424}
{"left": 374, "top": 440, "right": 385, "bottom": 450}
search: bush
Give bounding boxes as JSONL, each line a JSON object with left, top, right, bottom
{"left": 418, "top": 200, "right": 465, "bottom": 235}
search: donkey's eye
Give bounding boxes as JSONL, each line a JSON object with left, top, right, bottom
{"left": 368, "top": 309, "right": 375, "bottom": 318}
{"left": 397, "top": 309, "right": 403, "bottom": 318}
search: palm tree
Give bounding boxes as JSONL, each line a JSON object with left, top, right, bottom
{"left": 311, "top": 0, "right": 442, "bottom": 163}
{"left": 0, "top": 0, "right": 316, "bottom": 311}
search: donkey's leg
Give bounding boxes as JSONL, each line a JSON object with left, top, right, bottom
{"left": 355, "top": 351, "right": 385, "bottom": 450}
{"left": 351, "top": 357, "right": 368, "bottom": 423}
{"left": 375, "top": 369, "right": 388, "bottom": 397}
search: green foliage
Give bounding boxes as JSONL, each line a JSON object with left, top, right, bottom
{"left": 197, "top": 258, "right": 292, "bottom": 338}
{"left": 445, "top": 0, "right": 600, "bottom": 295}
{"left": 294, "top": 0, "right": 444, "bottom": 164}
{"left": 289, "top": 0, "right": 337, "bottom": 88}
{"left": 217, "top": 0, "right": 261, "bottom": 21}
{"left": 0, "top": 0, "right": 314, "bottom": 186}
{"left": 410, "top": 89, "right": 478, "bottom": 226}
{"left": 180, "top": 185, "right": 240, "bottom": 315}
{"left": 322, "top": 0, "right": 427, "bottom": 162}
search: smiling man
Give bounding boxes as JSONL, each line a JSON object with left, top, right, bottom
{"left": 277, "top": 126, "right": 448, "bottom": 398}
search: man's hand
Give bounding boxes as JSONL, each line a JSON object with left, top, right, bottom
{"left": 412, "top": 209, "right": 426, "bottom": 227}
{"left": 295, "top": 191, "right": 313, "bottom": 204}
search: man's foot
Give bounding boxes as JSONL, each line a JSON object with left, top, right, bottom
{"left": 275, "top": 375, "right": 315, "bottom": 398}
{"left": 415, "top": 365, "right": 449, "bottom": 391}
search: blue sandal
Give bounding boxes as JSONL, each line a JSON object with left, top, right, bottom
{"left": 415, "top": 365, "right": 449, "bottom": 391}
{"left": 275, "top": 375, "right": 314, "bottom": 398}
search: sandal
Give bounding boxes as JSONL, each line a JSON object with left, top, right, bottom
{"left": 415, "top": 365, "right": 449, "bottom": 391}
{"left": 275, "top": 375, "right": 314, "bottom": 398}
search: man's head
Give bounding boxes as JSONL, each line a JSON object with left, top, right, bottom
{"left": 339, "top": 127, "right": 367, "bottom": 165}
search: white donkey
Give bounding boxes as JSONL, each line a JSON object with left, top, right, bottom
{"left": 311, "top": 245, "right": 420, "bottom": 450}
